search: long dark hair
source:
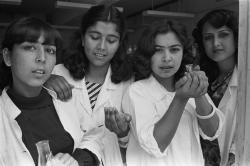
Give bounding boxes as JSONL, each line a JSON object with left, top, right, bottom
{"left": 0, "top": 17, "right": 63, "bottom": 91}
{"left": 62, "top": 4, "right": 133, "bottom": 83}
{"left": 133, "top": 20, "right": 194, "bottom": 82}
{"left": 192, "top": 9, "right": 238, "bottom": 83}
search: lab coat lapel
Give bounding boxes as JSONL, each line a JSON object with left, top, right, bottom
{"left": 78, "top": 78, "right": 93, "bottom": 115}
{"left": 218, "top": 67, "right": 237, "bottom": 110}
{"left": 93, "top": 67, "right": 117, "bottom": 111}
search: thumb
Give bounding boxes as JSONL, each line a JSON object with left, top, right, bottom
{"left": 175, "top": 75, "right": 188, "bottom": 89}
{"left": 69, "top": 84, "right": 74, "bottom": 89}
{"left": 125, "top": 113, "right": 132, "bottom": 122}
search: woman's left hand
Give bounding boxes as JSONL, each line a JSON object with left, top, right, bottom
{"left": 104, "top": 107, "right": 131, "bottom": 138}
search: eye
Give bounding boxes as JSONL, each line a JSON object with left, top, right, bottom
{"left": 218, "top": 32, "right": 230, "bottom": 38}
{"left": 169, "top": 47, "right": 181, "bottom": 53}
{"left": 22, "top": 44, "right": 36, "bottom": 51}
{"left": 203, "top": 35, "right": 213, "bottom": 41}
{"left": 89, "top": 33, "right": 100, "bottom": 40}
{"left": 107, "top": 37, "right": 119, "bottom": 44}
{"left": 154, "top": 47, "right": 164, "bottom": 53}
{"left": 45, "top": 46, "right": 56, "bottom": 55}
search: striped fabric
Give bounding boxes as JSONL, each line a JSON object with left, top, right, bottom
{"left": 86, "top": 81, "right": 102, "bottom": 110}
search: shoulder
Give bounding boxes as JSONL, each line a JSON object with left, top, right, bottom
{"left": 52, "top": 64, "right": 83, "bottom": 85}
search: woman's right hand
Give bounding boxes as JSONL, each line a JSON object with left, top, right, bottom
{"left": 44, "top": 74, "right": 74, "bottom": 101}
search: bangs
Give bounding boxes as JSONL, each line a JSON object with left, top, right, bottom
{"left": 2, "top": 17, "right": 62, "bottom": 50}
{"left": 12, "top": 26, "right": 59, "bottom": 46}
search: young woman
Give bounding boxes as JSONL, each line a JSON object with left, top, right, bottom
{"left": 192, "top": 9, "right": 238, "bottom": 166}
{"left": 122, "top": 20, "right": 224, "bottom": 166}
{"left": 44, "top": 4, "right": 133, "bottom": 166}
{"left": 0, "top": 17, "right": 99, "bottom": 166}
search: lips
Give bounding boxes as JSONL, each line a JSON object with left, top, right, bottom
{"left": 94, "top": 52, "right": 106, "bottom": 58}
{"left": 32, "top": 69, "right": 45, "bottom": 75}
{"left": 213, "top": 49, "right": 224, "bottom": 53}
{"left": 160, "top": 66, "right": 173, "bottom": 70}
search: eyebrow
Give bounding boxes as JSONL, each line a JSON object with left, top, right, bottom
{"left": 87, "top": 30, "right": 120, "bottom": 39}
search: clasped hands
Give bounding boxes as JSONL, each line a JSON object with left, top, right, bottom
{"left": 175, "top": 65, "right": 209, "bottom": 100}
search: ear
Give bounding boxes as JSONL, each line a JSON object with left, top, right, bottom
{"left": 2, "top": 48, "right": 11, "bottom": 67}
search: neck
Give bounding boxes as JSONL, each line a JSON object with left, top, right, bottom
{"left": 217, "top": 56, "right": 235, "bottom": 76}
{"left": 153, "top": 74, "right": 175, "bottom": 92}
{"left": 11, "top": 84, "right": 42, "bottom": 98}
{"left": 86, "top": 65, "right": 109, "bottom": 84}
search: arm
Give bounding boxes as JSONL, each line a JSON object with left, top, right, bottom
{"left": 153, "top": 96, "right": 188, "bottom": 152}
{"left": 195, "top": 95, "right": 219, "bottom": 137}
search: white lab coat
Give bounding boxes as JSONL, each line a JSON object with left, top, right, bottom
{"left": 122, "top": 75, "right": 224, "bottom": 166}
{"left": 52, "top": 64, "right": 132, "bottom": 166}
{"left": 0, "top": 87, "right": 96, "bottom": 166}
{"left": 218, "top": 67, "right": 238, "bottom": 166}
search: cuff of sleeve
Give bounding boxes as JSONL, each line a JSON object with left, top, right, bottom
{"left": 199, "top": 108, "right": 224, "bottom": 141}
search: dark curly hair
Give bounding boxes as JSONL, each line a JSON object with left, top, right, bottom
{"left": 133, "top": 20, "right": 194, "bottom": 82}
{"left": 0, "top": 17, "right": 63, "bottom": 91}
{"left": 62, "top": 4, "right": 133, "bottom": 83}
{"left": 192, "top": 9, "right": 238, "bottom": 84}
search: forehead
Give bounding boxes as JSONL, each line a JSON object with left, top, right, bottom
{"left": 154, "top": 32, "right": 181, "bottom": 46}
{"left": 202, "top": 23, "right": 232, "bottom": 33}
{"left": 86, "top": 21, "right": 119, "bottom": 36}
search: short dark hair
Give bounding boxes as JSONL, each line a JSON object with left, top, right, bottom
{"left": 0, "top": 17, "right": 63, "bottom": 90}
{"left": 192, "top": 9, "right": 238, "bottom": 83}
{"left": 133, "top": 20, "right": 194, "bottom": 82}
{"left": 62, "top": 4, "right": 133, "bottom": 83}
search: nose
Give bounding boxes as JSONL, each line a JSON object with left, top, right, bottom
{"left": 162, "top": 50, "right": 172, "bottom": 62}
{"left": 213, "top": 36, "right": 221, "bottom": 47}
{"left": 35, "top": 46, "right": 46, "bottom": 63}
{"left": 97, "top": 38, "right": 106, "bottom": 51}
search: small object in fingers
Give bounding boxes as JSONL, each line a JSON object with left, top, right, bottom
{"left": 185, "top": 64, "right": 194, "bottom": 73}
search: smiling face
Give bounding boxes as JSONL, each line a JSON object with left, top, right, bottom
{"left": 202, "top": 23, "right": 236, "bottom": 64}
{"left": 151, "top": 32, "right": 183, "bottom": 84}
{"left": 3, "top": 35, "right": 56, "bottom": 97}
{"left": 82, "top": 21, "right": 120, "bottom": 71}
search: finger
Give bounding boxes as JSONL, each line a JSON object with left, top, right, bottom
{"left": 124, "top": 113, "right": 132, "bottom": 122}
{"left": 175, "top": 75, "right": 188, "bottom": 89}
{"left": 193, "top": 65, "right": 200, "bottom": 71}
{"left": 110, "top": 108, "right": 120, "bottom": 133}
{"left": 104, "top": 107, "right": 111, "bottom": 131}
{"left": 183, "top": 72, "right": 192, "bottom": 89}
{"left": 190, "top": 72, "right": 199, "bottom": 89}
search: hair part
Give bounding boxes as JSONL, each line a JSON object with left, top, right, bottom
{"left": 62, "top": 4, "right": 133, "bottom": 83}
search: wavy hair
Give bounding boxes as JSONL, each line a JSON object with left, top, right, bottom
{"left": 133, "top": 20, "right": 194, "bottom": 82}
{"left": 62, "top": 4, "right": 133, "bottom": 83}
{"left": 192, "top": 9, "right": 238, "bottom": 83}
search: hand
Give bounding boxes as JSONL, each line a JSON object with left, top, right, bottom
{"left": 189, "top": 69, "right": 208, "bottom": 97}
{"left": 175, "top": 69, "right": 208, "bottom": 99}
{"left": 48, "top": 153, "right": 79, "bottom": 166}
{"left": 44, "top": 74, "right": 74, "bottom": 101}
{"left": 104, "top": 107, "right": 131, "bottom": 138}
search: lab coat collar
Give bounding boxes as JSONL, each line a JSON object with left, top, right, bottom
{"left": 1, "top": 87, "right": 58, "bottom": 120}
